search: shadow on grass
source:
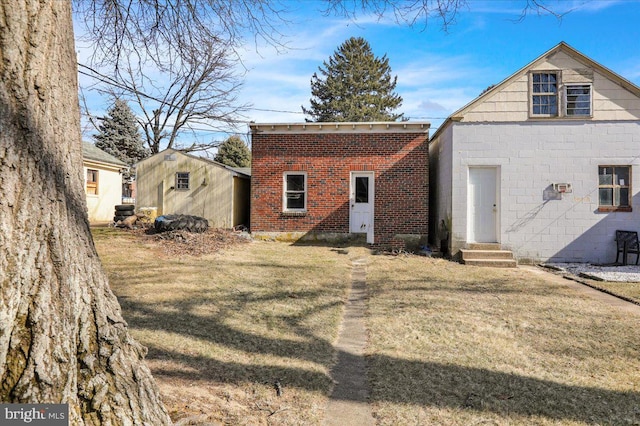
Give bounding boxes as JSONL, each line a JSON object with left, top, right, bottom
{"left": 121, "top": 296, "right": 640, "bottom": 425}
{"left": 102, "top": 234, "right": 640, "bottom": 425}
{"left": 143, "top": 339, "right": 640, "bottom": 425}
{"left": 145, "top": 343, "right": 334, "bottom": 392}
{"left": 366, "top": 354, "right": 640, "bottom": 424}
{"left": 118, "top": 295, "right": 339, "bottom": 365}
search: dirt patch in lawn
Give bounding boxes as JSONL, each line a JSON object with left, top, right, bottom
{"left": 123, "top": 226, "right": 251, "bottom": 257}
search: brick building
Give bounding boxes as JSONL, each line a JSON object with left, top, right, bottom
{"left": 250, "top": 122, "right": 430, "bottom": 250}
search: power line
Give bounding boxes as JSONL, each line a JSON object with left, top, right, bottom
{"left": 79, "top": 63, "right": 305, "bottom": 116}
{"left": 80, "top": 112, "right": 235, "bottom": 133}
{"left": 79, "top": 64, "right": 450, "bottom": 122}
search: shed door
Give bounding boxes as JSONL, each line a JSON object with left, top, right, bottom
{"left": 468, "top": 167, "right": 498, "bottom": 243}
{"left": 350, "top": 172, "right": 374, "bottom": 244}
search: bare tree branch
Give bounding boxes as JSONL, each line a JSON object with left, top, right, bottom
{"left": 74, "top": 0, "right": 565, "bottom": 153}
{"left": 74, "top": 0, "right": 288, "bottom": 153}
{"left": 515, "top": 0, "right": 570, "bottom": 21}
{"left": 321, "top": 0, "right": 469, "bottom": 31}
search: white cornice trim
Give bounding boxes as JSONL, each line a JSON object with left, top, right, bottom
{"left": 249, "top": 121, "right": 430, "bottom": 134}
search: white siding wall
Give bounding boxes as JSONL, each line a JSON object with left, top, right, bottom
{"left": 450, "top": 121, "right": 640, "bottom": 263}
{"left": 464, "top": 51, "right": 640, "bottom": 122}
{"left": 85, "top": 165, "right": 122, "bottom": 223}
{"left": 136, "top": 150, "right": 236, "bottom": 228}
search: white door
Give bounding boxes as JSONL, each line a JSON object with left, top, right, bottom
{"left": 350, "top": 172, "right": 374, "bottom": 243}
{"left": 468, "top": 167, "right": 498, "bottom": 243}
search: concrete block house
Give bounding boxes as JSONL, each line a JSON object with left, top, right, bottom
{"left": 429, "top": 42, "right": 640, "bottom": 264}
{"left": 250, "top": 122, "right": 429, "bottom": 250}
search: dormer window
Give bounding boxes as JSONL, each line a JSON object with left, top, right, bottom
{"left": 531, "top": 72, "right": 559, "bottom": 116}
{"left": 565, "top": 84, "right": 592, "bottom": 116}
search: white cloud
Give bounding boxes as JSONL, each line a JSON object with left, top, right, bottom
{"left": 559, "top": 0, "right": 626, "bottom": 13}
{"left": 417, "top": 100, "right": 448, "bottom": 112}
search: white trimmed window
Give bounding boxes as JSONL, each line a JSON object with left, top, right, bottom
{"left": 531, "top": 72, "right": 559, "bottom": 116}
{"left": 176, "top": 172, "right": 190, "bottom": 190}
{"left": 283, "top": 172, "right": 307, "bottom": 211}
{"left": 599, "top": 166, "right": 631, "bottom": 212}
{"left": 565, "top": 84, "right": 592, "bottom": 116}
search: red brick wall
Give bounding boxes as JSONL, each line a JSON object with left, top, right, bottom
{"left": 251, "top": 131, "right": 428, "bottom": 248}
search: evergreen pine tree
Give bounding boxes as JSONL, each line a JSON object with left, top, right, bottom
{"left": 214, "top": 135, "right": 251, "bottom": 167}
{"left": 302, "top": 37, "right": 403, "bottom": 122}
{"left": 93, "top": 99, "right": 149, "bottom": 166}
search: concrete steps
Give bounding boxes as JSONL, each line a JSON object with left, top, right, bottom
{"left": 460, "top": 243, "right": 517, "bottom": 268}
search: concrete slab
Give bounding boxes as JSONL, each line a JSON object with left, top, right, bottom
{"left": 523, "top": 265, "right": 640, "bottom": 315}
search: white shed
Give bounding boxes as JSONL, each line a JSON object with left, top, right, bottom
{"left": 82, "top": 142, "right": 127, "bottom": 224}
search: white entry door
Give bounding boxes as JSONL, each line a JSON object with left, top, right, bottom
{"left": 350, "top": 172, "right": 374, "bottom": 243}
{"left": 468, "top": 167, "right": 498, "bottom": 243}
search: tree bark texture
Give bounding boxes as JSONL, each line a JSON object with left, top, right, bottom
{"left": 0, "top": 2, "right": 171, "bottom": 424}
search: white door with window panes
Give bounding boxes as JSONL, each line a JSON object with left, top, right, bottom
{"left": 350, "top": 172, "right": 374, "bottom": 243}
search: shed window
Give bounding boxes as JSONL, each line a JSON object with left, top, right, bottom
{"left": 176, "top": 172, "right": 190, "bottom": 190}
{"left": 599, "top": 166, "right": 631, "bottom": 212}
{"left": 531, "top": 72, "right": 558, "bottom": 116}
{"left": 86, "top": 169, "right": 98, "bottom": 195}
{"left": 283, "top": 172, "right": 307, "bottom": 211}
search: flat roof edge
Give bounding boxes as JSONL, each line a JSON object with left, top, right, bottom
{"left": 249, "top": 121, "right": 430, "bottom": 133}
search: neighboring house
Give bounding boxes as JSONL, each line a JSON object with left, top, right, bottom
{"left": 135, "top": 149, "right": 250, "bottom": 229}
{"left": 250, "top": 122, "right": 429, "bottom": 250}
{"left": 82, "top": 141, "right": 127, "bottom": 223}
{"left": 429, "top": 42, "right": 640, "bottom": 264}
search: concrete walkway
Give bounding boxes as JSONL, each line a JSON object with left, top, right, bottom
{"left": 323, "top": 258, "right": 375, "bottom": 426}
{"left": 320, "top": 262, "right": 639, "bottom": 426}
{"left": 523, "top": 265, "right": 640, "bottom": 315}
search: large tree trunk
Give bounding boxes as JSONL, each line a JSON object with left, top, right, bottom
{"left": 0, "top": 2, "right": 171, "bottom": 424}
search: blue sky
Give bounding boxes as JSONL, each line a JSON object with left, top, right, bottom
{"left": 77, "top": 0, "right": 640, "bottom": 147}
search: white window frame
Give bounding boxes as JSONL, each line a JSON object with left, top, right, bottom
{"left": 530, "top": 71, "right": 559, "bottom": 117}
{"left": 565, "top": 83, "right": 592, "bottom": 117}
{"left": 283, "top": 172, "right": 307, "bottom": 212}
{"left": 176, "top": 172, "right": 190, "bottom": 190}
